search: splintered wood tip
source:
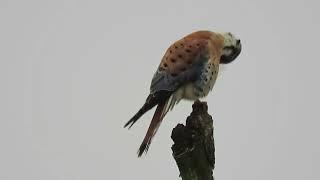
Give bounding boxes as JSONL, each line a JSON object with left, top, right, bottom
{"left": 192, "top": 100, "right": 208, "bottom": 113}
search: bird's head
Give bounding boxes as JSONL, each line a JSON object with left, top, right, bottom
{"left": 219, "top": 32, "right": 242, "bottom": 64}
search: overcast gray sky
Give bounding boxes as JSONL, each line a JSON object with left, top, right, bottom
{"left": 1, "top": 0, "right": 319, "bottom": 180}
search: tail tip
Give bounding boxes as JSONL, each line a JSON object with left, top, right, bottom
{"left": 137, "top": 143, "right": 149, "bottom": 157}
{"left": 124, "top": 117, "right": 137, "bottom": 129}
{"left": 123, "top": 122, "right": 131, "bottom": 129}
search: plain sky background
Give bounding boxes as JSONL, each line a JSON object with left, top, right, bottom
{"left": 1, "top": 0, "right": 319, "bottom": 180}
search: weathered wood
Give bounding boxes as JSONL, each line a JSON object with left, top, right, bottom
{"left": 171, "top": 100, "right": 215, "bottom": 180}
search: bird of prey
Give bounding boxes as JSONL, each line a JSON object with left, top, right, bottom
{"left": 124, "top": 30, "right": 242, "bottom": 157}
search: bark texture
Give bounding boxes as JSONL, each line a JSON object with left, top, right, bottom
{"left": 171, "top": 100, "right": 215, "bottom": 180}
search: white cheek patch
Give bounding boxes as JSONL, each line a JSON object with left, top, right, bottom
{"left": 223, "top": 48, "right": 233, "bottom": 56}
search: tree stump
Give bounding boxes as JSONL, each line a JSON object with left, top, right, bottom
{"left": 171, "top": 100, "right": 215, "bottom": 180}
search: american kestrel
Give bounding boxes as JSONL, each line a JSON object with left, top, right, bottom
{"left": 124, "top": 31, "right": 242, "bottom": 157}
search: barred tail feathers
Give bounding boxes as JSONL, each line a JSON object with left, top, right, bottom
{"left": 137, "top": 96, "right": 173, "bottom": 157}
